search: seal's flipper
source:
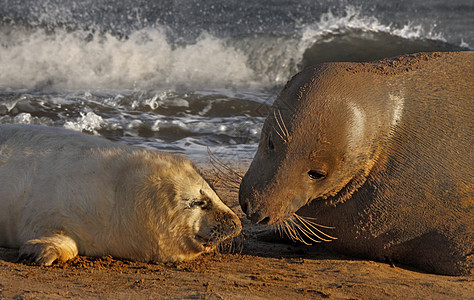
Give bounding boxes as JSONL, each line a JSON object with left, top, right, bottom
{"left": 18, "top": 234, "right": 78, "bottom": 266}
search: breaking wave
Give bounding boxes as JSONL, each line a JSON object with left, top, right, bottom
{"left": 0, "top": 7, "right": 467, "bottom": 92}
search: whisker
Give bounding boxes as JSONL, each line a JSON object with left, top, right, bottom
{"left": 206, "top": 147, "right": 243, "bottom": 194}
{"left": 272, "top": 125, "right": 286, "bottom": 142}
{"left": 291, "top": 217, "right": 332, "bottom": 243}
{"left": 207, "top": 147, "right": 242, "bottom": 180}
{"left": 281, "top": 220, "right": 292, "bottom": 239}
{"left": 283, "top": 220, "right": 300, "bottom": 242}
{"left": 287, "top": 219, "right": 313, "bottom": 245}
{"left": 273, "top": 110, "right": 286, "bottom": 138}
{"left": 272, "top": 109, "right": 289, "bottom": 143}
{"left": 275, "top": 215, "right": 338, "bottom": 245}
{"left": 294, "top": 215, "right": 336, "bottom": 228}
{"left": 294, "top": 215, "right": 338, "bottom": 240}
{"left": 276, "top": 108, "right": 290, "bottom": 140}
{"left": 276, "top": 222, "right": 284, "bottom": 238}
{"left": 218, "top": 233, "right": 244, "bottom": 255}
{"left": 282, "top": 219, "right": 310, "bottom": 245}
{"left": 288, "top": 218, "right": 319, "bottom": 245}
{"left": 287, "top": 218, "right": 308, "bottom": 244}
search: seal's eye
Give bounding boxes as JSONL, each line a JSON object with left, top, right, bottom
{"left": 308, "top": 170, "right": 326, "bottom": 180}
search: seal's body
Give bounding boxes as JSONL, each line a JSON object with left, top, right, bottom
{"left": 0, "top": 125, "right": 241, "bottom": 265}
{"left": 239, "top": 52, "right": 473, "bottom": 275}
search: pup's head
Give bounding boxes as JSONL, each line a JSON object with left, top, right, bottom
{"left": 129, "top": 152, "right": 241, "bottom": 262}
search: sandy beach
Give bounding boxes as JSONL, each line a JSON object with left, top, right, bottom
{"left": 1, "top": 0, "right": 473, "bottom": 298}
{"left": 1, "top": 171, "right": 472, "bottom": 299}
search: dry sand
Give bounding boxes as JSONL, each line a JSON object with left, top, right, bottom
{"left": 1, "top": 171, "right": 472, "bottom": 299}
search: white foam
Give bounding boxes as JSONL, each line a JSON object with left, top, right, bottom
{"left": 0, "top": 28, "right": 257, "bottom": 91}
{"left": 13, "top": 113, "right": 33, "bottom": 124}
{"left": 460, "top": 39, "right": 470, "bottom": 49}
{"left": 0, "top": 112, "right": 54, "bottom": 127}
{"left": 0, "top": 6, "right": 454, "bottom": 93}
{"left": 300, "top": 6, "right": 448, "bottom": 50}
{"left": 64, "top": 111, "right": 105, "bottom": 134}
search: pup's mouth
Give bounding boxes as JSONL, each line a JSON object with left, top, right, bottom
{"left": 194, "top": 235, "right": 220, "bottom": 250}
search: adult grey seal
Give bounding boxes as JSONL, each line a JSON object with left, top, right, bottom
{"left": 239, "top": 52, "right": 473, "bottom": 275}
{"left": 0, "top": 124, "right": 241, "bottom": 265}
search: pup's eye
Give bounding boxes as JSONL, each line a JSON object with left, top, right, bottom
{"left": 308, "top": 170, "right": 326, "bottom": 180}
{"left": 193, "top": 200, "right": 206, "bottom": 206}
{"left": 190, "top": 199, "right": 209, "bottom": 209}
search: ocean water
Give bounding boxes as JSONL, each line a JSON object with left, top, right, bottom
{"left": 0, "top": 0, "right": 472, "bottom": 166}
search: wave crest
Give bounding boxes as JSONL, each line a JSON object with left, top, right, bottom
{"left": 0, "top": 28, "right": 258, "bottom": 91}
{"left": 0, "top": 6, "right": 467, "bottom": 92}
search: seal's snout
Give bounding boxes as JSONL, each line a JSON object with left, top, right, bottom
{"left": 239, "top": 173, "right": 277, "bottom": 225}
{"left": 250, "top": 213, "right": 271, "bottom": 225}
{"left": 231, "top": 217, "right": 243, "bottom": 233}
{"left": 226, "top": 212, "right": 243, "bottom": 238}
{"left": 240, "top": 199, "right": 250, "bottom": 216}
{"left": 198, "top": 210, "right": 242, "bottom": 246}
{"left": 240, "top": 194, "right": 277, "bottom": 225}
{"left": 238, "top": 183, "right": 252, "bottom": 216}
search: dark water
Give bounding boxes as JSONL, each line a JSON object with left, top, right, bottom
{"left": 0, "top": 0, "right": 472, "bottom": 165}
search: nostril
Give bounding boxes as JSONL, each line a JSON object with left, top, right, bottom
{"left": 240, "top": 202, "right": 249, "bottom": 215}
{"left": 257, "top": 216, "right": 271, "bottom": 225}
{"left": 248, "top": 212, "right": 273, "bottom": 225}
{"left": 232, "top": 218, "right": 242, "bottom": 228}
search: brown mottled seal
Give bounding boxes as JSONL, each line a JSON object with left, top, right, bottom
{"left": 239, "top": 52, "right": 473, "bottom": 275}
{"left": 0, "top": 124, "right": 241, "bottom": 265}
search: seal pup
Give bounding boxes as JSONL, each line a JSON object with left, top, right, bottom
{"left": 239, "top": 52, "right": 473, "bottom": 275}
{"left": 0, "top": 124, "right": 241, "bottom": 265}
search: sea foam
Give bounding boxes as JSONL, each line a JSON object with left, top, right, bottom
{"left": 0, "top": 28, "right": 256, "bottom": 91}
{"left": 0, "top": 6, "right": 457, "bottom": 92}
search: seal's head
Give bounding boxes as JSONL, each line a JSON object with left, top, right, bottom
{"left": 116, "top": 151, "right": 242, "bottom": 262}
{"left": 239, "top": 64, "right": 400, "bottom": 225}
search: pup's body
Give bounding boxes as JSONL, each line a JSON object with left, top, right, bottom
{"left": 0, "top": 124, "right": 241, "bottom": 265}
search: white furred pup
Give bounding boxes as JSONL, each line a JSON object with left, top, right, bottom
{"left": 0, "top": 125, "right": 241, "bottom": 265}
